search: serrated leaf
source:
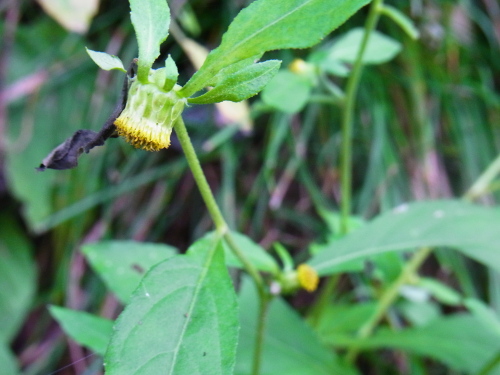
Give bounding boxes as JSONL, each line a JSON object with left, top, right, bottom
{"left": 308, "top": 200, "right": 500, "bottom": 276}
{"left": 49, "top": 306, "right": 113, "bottom": 355}
{"left": 130, "top": 0, "right": 170, "bottom": 83}
{"left": 86, "top": 48, "right": 126, "bottom": 72}
{"left": 236, "top": 278, "right": 358, "bottom": 375}
{"left": 330, "top": 314, "right": 500, "bottom": 374}
{"left": 261, "top": 70, "right": 312, "bottom": 113}
{"left": 180, "top": 0, "right": 371, "bottom": 97}
{"left": 0, "top": 215, "right": 36, "bottom": 343}
{"left": 105, "top": 240, "right": 238, "bottom": 375}
{"left": 329, "top": 28, "right": 402, "bottom": 65}
{"left": 188, "top": 60, "right": 281, "bottom": 104}
{"left": 82, "top": 241, "right": 177, "bottom": 304}
{"left": 188, "top": 232, "right": 279, "bottom": 274}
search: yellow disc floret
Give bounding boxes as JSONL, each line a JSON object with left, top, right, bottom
{"left": 115, "top": 78, "right": 186, "bottom": 151}
{"left": 297, "top": 264, "right": 319, "bottom": 292}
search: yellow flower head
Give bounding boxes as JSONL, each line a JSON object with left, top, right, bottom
{"left": 114, "top": 79, "right": 186, "bottom": 151}
{"left": 297, "top": 264, "right": 319, "bottom": 292}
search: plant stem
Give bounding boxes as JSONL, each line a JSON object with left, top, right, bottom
{"left": 174, "top": 116, "right": 268, "bottom": 374}
{"left": 174, "top": 117, "right": 265, "bottom": 290}
{"left": 340, "top": 0, "right": 383, "bottom": 234}
{"left": 345, "top": 247, "right": 432, "bottom": 363}
{"left": 464, "top": 152, "right": 500, "bottom": 201}
{"left": 174, "top": 117, "right": 228, "bottom": 234}
{"left": 252, "top": 294, "right": 272, "bottom": 375}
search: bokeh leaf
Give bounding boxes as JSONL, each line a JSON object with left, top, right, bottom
{"left": 37, "top": 0, "right": 99, "bottom": 34}
{"left": 330, "top": 314, "right": 500, "bottom": 374}
{"left": 0, "top": 215, "right": 36, "bottom": 343}
{"left": 130, "top": 0, "right": 170, "bottom": 82}
{"left": 327, "top": 28, "right": 402, "bottom": 66}
{"left": 49, "top": 306, "right": 113, "bottom": 355}
{"left": 0, "top": 342, "right": 18, "bottom": 375}
{"left": 105, "top": 240, "right": 238, "bottom": 374}
{"left": 188, "top": 60, "right": 281, "bottom": 104}
{"left": 261, "top": 71, "right": 312, "bottom": 113}
{"left": 180, "top": 0, "right": 371, "bottom": 97}
{"left": 82, "top": 241, "right": 177, "bottom": 304}
{"left": 309, "top": 200, "right": 500, "bottom": 275}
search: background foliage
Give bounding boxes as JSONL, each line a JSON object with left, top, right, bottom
{"left": 1, "top": 0, "right": 500, "bottom": 374}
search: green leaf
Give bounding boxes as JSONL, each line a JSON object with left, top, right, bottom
{"left": 205, "top": 55, "right": 262, "bottom": 88}
{"left": 180, "top": 0, "right": 371, "bottom": 97}
{"left": 328, "top": 28, "right": 402, "bottom": 65}
{"left": 380, "top": 5, "right": 419, "bottom": 40}
{"left": 464, "top": 298, "right": 500, "bottom": 335}
{"left": 82, "top": 241, "right": 177, "bottom": 304}
{"left": 261, "top": 71, "right": 312, "bottom": 113}
{"left": 330, "top": 314, "right": 500, "bottom": 374}
{"left": 49, "top": 306, "right": 113, "bottom": 355}
{"left": 0, "top": 215, "right": 36, "bottom": 343}
{"left": 85, "top": 48, "right": 126, "bottom": 72}
{"left": 188, "top": 60, "right": 281, "bottom": 104}
{"left": 105, "top": 240, "right": 239, "bottom": 375}
{"left": 418, "top": 278, "right": 462, "bottom": 306}
{"left": 311, "top": 302, "right": 377, "bottom": 337}
{"left": 188, "top": 232, "right": 279, "bottom": 274}
{"left": 130, "top": 0, "right": 170, "bottom": 83}
{"left": 163, "top": 55, "right": 179, "bottom": 91}
{"left": 236, "top": 278, "right": 358, "bottom": 375}
{"left": 308, "top": 200, "right": 500, "bottom": 276}
{"left": 0, "top": 342, "right": 18, "bottom": 375}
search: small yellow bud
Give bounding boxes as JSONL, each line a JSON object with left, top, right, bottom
{"left": 289, "top": 59, "right": 309, "bottom": 74}
{"left": 297, "top": 264, "right": 319, "bottom": 292}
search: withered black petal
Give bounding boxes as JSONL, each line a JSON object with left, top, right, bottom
{"left": 36, "top": 60, "right": 137, "bottom": 172}
{"left": 36, "top": 129, "right": 107, "bottom": 171}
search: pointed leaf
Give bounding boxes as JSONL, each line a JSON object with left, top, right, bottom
{"left": 49, "top": 306, "right": 113, "bottom": 355}
{"left": 188, "top": 60, "right": 281, "bottom": 104}
{"left": 309, "top": 200, "right": 500, "bottom": 275}
{"left": 130, "top": 0, "right": 171, "bottom": 82}
{"left": 180, "top": 0, "right": 371, "bottom": 97}
{"left": 82, "top": 241, "right": 177, "bottom": 304}
{"left": 86, "top": 48, "right": 126, "bottom": 72}
{"left": 105, "top": 240, "right": 239, "bottom": 375}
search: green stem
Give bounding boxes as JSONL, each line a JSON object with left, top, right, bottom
{"left": 251, "top": 294, "right": 272, "bottom": 375}
{"left": 174, "top": 117, "right": 268, "bottom": 374}
{"left": 174, "top": 117, "right": 265, "bottom": 292}
{"left": 345, "top": 247, "right": 432, "bottom": 363}
{"left": 340, "top": 0, "right": 383, "bottom": 234}
{"left": 174, "top": 116, "right": 228, "bottom": 234}
{"left": 464, "top": 152, "right": 500, "bottom": 201}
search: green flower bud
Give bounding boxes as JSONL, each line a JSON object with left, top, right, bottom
{"left": 114, "top": 78, "right": 186, "bottom": 151}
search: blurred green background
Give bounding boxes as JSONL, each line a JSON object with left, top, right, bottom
{"left": 1, "top": 0, "right": 500, "bottom": 373}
